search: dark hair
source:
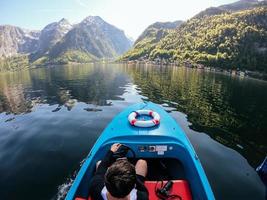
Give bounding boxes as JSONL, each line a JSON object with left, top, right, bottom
{"left": 104, "top": 159, "right": 136, "bottom": 198}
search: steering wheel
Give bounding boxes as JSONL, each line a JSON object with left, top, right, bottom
{"left": 113, "top": 144, "right": 136, "bottom": 159}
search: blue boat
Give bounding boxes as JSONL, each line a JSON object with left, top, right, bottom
{"left": 65, "top": 102, "right": 215, "bottom": 200}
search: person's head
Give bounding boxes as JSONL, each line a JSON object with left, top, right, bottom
{"left": 104, "top": 159, "right": 136, "bottom": 198}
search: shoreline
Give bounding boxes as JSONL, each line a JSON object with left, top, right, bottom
{"left": 1, "top": 60, "right": 267, "bottom": 82}
{"left": 118, "top": 60, "right": 267, "bottom": 81}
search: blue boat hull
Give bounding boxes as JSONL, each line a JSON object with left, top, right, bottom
{"left": 65, "top": 102, "right": 215, "bottom": 200}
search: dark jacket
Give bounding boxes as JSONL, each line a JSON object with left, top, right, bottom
{"left": 89, "top": 150, "right": 148, "bottom": 200}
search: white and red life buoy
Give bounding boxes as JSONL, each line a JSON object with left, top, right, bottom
{"left": 128, "top": 110, "right": 160, "bottom": 128}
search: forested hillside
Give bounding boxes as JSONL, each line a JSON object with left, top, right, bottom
{"left": 0, "top": 55, "right": 29, "bottom": 72}
{"left": 122, "top": 21, "right": 182, "bottom": 61}
{"left": 123, "top": 7, "right": 267, "bottom": 72}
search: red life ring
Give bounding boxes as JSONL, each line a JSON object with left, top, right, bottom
{"left": 128, "top": 110, "right": 160, "bottom": 127}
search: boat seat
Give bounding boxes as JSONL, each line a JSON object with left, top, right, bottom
{"left": 75, "top": 180, "right": 192, "bottom": 200}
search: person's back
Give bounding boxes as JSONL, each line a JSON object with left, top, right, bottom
{"left": 89, "top": 143, "right": 148, "bottom": 200}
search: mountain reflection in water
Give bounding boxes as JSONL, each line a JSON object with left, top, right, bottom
{"left": 0, "top": 64, "right": 266, "bottom": 200}
{"left": 0, "top": 65, "right": 127, "bottom": 114}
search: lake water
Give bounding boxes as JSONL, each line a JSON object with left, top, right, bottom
{"left": 0, "top": 63, "right": 266, "bottom": 200}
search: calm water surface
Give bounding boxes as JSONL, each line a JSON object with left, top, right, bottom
{"left": 0, "top": 64, "right": 266, "bottom": 200}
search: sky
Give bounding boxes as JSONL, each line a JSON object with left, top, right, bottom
{"left": 0, "top": 0, "right": 237, "bottom": 39}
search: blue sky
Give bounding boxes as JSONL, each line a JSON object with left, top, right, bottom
{"left": 0, "top": 0, "right": 237, "bottom": 39}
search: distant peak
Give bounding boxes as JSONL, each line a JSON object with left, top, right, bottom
{"left": 85, "top": 16, "right": 102, "bottom": 20}
{"left": 59, "top": 18, "right": 67, "bottom": 22}
{"left": 58, "top": 18, "right": 70, "bottom": 24}
{"left": 82, "top": 16, "right": 104, "bottom": 24}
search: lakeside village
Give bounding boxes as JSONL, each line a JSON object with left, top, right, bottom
{"left": 119, "top": 58, "right": 267, "bottom": 81}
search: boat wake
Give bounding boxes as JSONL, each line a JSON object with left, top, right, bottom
{"left": 56, "top": 178, "right": 74, "bottom": 200}
{"left": 54, "top": 159, "right": 86, "bottom": 200}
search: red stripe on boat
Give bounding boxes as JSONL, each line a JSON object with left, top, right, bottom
{"left": 131, "top": 119, "right": 137, "bottom": 125}
{"left": 75, "top": 197, "right": 87, "bottom": 200}
{"left": 153, "top": 119, "right": 159, "bottom": 124}
{"left": 149, "top": 111, "right": 153, "bottom": 116}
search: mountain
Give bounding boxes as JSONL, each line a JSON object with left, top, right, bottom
{"left": 135, "top": 21, "right": 183, "bottom": 45}
{"left": 194, "top": 0, "right": 266, "bottom": 18}
{"left": 218, "top": 0, "right": 265, "bottom": 11}
{"left": 0, "top": 18, "right": 72, "bottom": 59}
{"left": 122, "top": 21, "right": 183, "bottom": 60}
{"left": 0, "top": 25, "right": 40, "bottom": 57}
{"left": 1, "top": 0, "right": 266, "bottom": 72}
{"left": 155, "top": 7, "right": 267, "bottom": 72}
{"left": 0, "top": 16, "right": 132, "bottom": 67}
{"left": 122, "top": 5, "right": 267, "bottom": 72}
{"left": 31, "top": 18, "right": 72, "bottom": 59}
{"left": 48, "top": 16, "right": 131, "bottom": 60}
